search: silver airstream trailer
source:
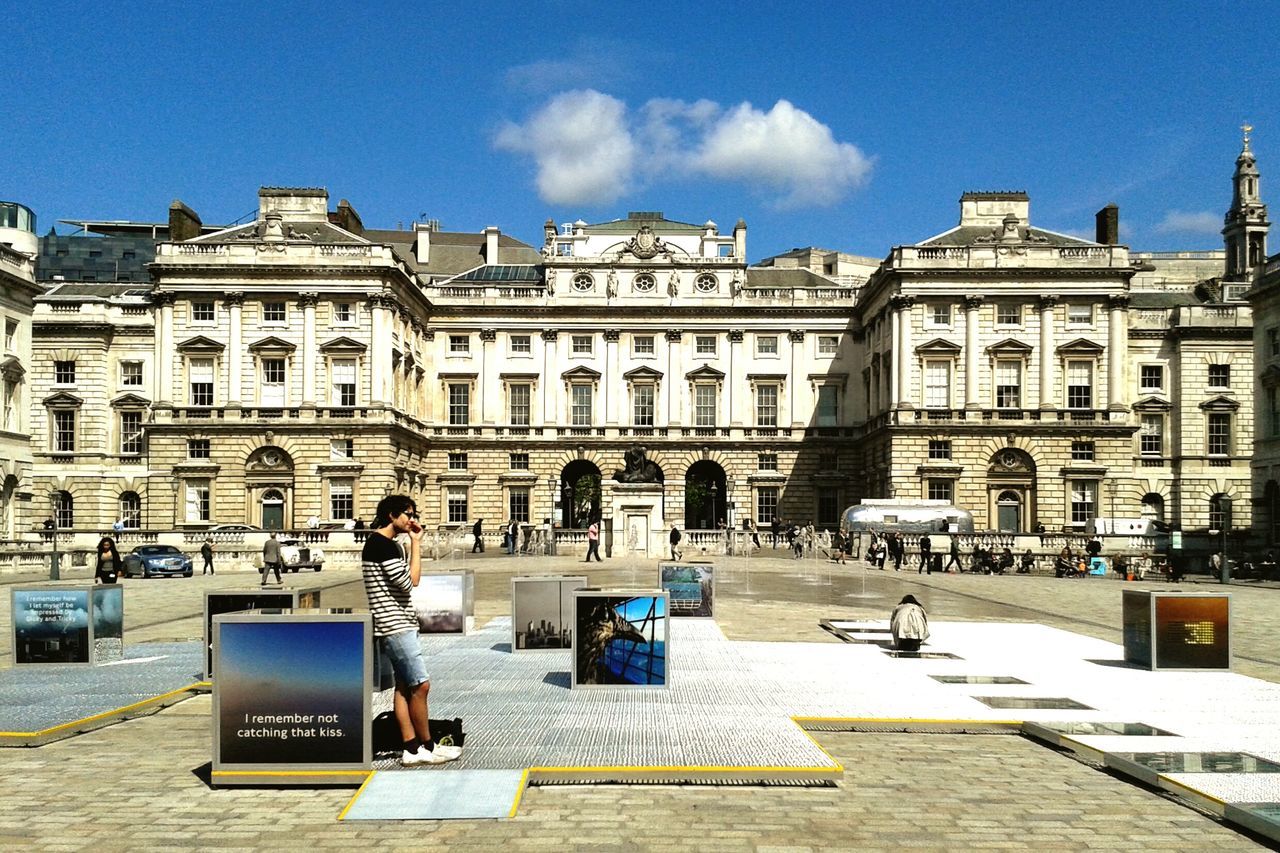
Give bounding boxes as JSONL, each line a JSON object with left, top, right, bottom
{"left": 840, "top": 500, "right": 975, "bottom": 534}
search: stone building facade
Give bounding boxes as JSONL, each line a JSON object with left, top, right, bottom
{"left": 0, "top": 202, "right": 42, "bottom": 536}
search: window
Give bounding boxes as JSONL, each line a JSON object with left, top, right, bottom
{"left": 1070, "top": 480, "right": 1097, "bottom": 527}
{"left": 696, "top": 335, "right": 717, "bottom": 355}
{"left": 448, "top": 452, "right": 468, "bottom": 470}
{"left": 817, "top": 335, "right": 839, "bottom": 355}
{"left": 192, "top": 302, "right": 215, "bottom": 322}
{"left": 694, "top": 384, "right": 717, "bottom": 426}
{"left": 185, "top": 479, "right": 211, "bottom": 523}
{"left": 446, "top": 486, "right": 469, "bottom": 523}
{"left": 924, "top": 360, "right": 951, "bottom": 409}
{"left": 633, "top": 384, "right": 655, "bottom": 426}
{"left": 571, "top": 335, "right": 593, "bottom": 355}
{"left": 1071, "top": 440, "right": 1095, "bottom": 462}
{"left": 3, "top": 380, "right": 15, "bottom": 430}
{"left": 571, "top": 273, "right": 594, "bottom": 292}
{"left": 1208, "top": 364, "right": 1231, "bottom": 388}
{"left": 571, "top": 384, "right": 593, "bottom": 426}
{"left": 930, "top": 304, "right": 951, "bottom": 326}
{"left": 263, "top": 302, "right": 286, "bottom": 323}
{"left": 694, "top": 273, "right": 717, "bottom": 293}
{"left": 1067, "top": 303, "right": 1092, "bottom": 324}
{"left": 996, "top": 303, "right": 1021, "bottom": 325}
{"left": 118, "top": 492, "right": 141, "bottom": 529}
{"left": 189, "top": 358, "right": 214, "bottom": 406}
{"left": 817, "top": 385, "right": 838, "bottom": 426}
{"left": 188, "top": 439, "right": 211, "bottom": 459}
{"left": 510, "top": 334, "right": 532, "bottom": 354}
{"left": 449, "top": 335, "right": 470, "bottom": 354}
{"left": 333, "top": 302, "right": 354, "bottom": 324}
{"left": 54, "top": 491, "right": 73, "bottom": 528}
{"left": 928, "top": 440, "right": 952, "bottom": 460}
{"left": 756, "top": 335, "right": 778, "bottom": 356}
{"left": 509, "top": 487, "right": 530, "bottom": 523}
{"left": 756, "top": 384, "right": 778, "bottom": 427}
{"left": 261, "top": 358, "right": 286, "bottom": 406}
{"left": 330, "top": 358, "right": 356, "bottom": 406}
{"left": 329, "top": 479, "right": 354, "bottom": 520}
{"left": 1140, "top": 365, "right": 1164, "bottom": 393}
{"left": 1208, "top": 413, "right": 1231, "bottom": 456}
{"left": 995, "top": 360, "right": 1021, "bottom": 408}
{"left": 508, "top": 383, "right": 531, "bottom": 425}
{"left": 1209, "top": 494, "right": 1232, "bottom": 531}
{"left": 1066, "top": 360, "right": 1092, "bottom": 409}
{"left": 818, "top": 491, "right": 840, "bottom": 526}
{"left": 121, "top": 361, "right": 143, "bottom": 387}
{"left": 329, "top": 438, "right": 353, "bottom": 459}
{"left": 758, "top": 453, "right": 777, "bottom": 471}
{"left": 4, "top": 319, "right": 16, "bottom": 351}
{"left": 1272, "top": 388, "right": 1280, "bottom": 438}
{"left": 448, "top": 383, "right": 470, "bottom": 425}
{"left": 1271, "top": 328, "right": 1280, "bottom": 358}
{"left": 818, "top": 451, "right": 838, "bottom": 472}
{"left": 1140, "top": 415, "right": 1163, "bottom": 456}
{"left": 756, "top": 486, "right": 779, "bottom": 524}
{"left": 119, "top": 411, "right": 143, "bottom": 455}
{"left": 557, "top": 242, "right": 572, "bottom": 257}
{"left": 633, "top": 335, "right": 655, "bottom": 356}
{"left": 53, "top": 411, "right": 76, "bottom": 452}
{"left": 54, "top": 360, "right": 75, "bottom": 384}
{"left": 509, "top": 452, "right": 529, "bottom": 470}
{"left": 927, "top": 479, "right": 954, "bottom": 503}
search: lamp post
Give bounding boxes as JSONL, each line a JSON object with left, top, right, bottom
{"left": 709, "top": 483, "right": 719, "bottom": 530}
{"left": 48, "top": 493, "right": 60, "bottom": 581}
{"left": 563, "top": 482, "right": 574, "bottom": 529}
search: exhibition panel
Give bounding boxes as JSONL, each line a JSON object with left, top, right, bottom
{"left": 202, "top": 588, "right": 322, "bottom": 679}
{"left": 571, "top": 590, "right": 669, "bottom": 688}
{"left": 511, "top": 575, "right": 587, "bottom": 652}
{"left": 1122, "top": 590, "right": 1232, "bottom": 671}
{"left": 658, "top": 563, "right": 715, "bottom": 618}
{"left": 10, "top": 585, "right": 125, "bottom": 666}
{"left": 412, "top": 571, "right": 475, "bottom": 634}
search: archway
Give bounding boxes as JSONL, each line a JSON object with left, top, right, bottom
{"left": 118, "top": 491, "right": 141, "bottom": 529}
{"left": 1140, "top": 493, "right": 1165, "bottom": 524}
{"left": 986, "top": 448, "right": 1035, "bottom": 532}
{"left": 560, "top": 460, "right": 601, "bottom": 530}
{"left": 996, "top": 490, "right": 1021, "bottom": 533}
{"left": 261, "top": 489, "right": 285, "bottom": 530}
{"left": 245, "top": 446, "right": 294, "bottom": 530}
{"left": 685, "top": 460, "right": 726, "bottom": 530}
{"left": 53, "top": 491, "right": 74, "bottom": 529}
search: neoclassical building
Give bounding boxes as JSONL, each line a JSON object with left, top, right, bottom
{"left": 0, "top": 202, "right": 41, "bottom": 536}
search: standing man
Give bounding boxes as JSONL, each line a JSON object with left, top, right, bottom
{"left": 945, "top": 536, "right": 963, "bottom": 573}
{"left": 201, "top": 537, "right": 215, "bottom": 575}
{"left": 472, "top": 518, "right": 484, "bottom": 553}
{"left": 362, "top": 494, "right": 461, "bottom": 766}
{"left": 889, "top": 532, "right": 904, "bottom": 571}
{"left": 585, "top": 518, "right": 603, "bottom": 562}
{"left": 669, "top": 524, "right": 682, "bottom": 560}
{"left": 261, "top": 532, "right": 282, "bottom": 586}
{"left": 748, "top": 518, "right": 761, "bottom": 551}
{"left": 771, "top": 516, "right": 781, "bottom": 548}
{"left": 918, "top": 533, "right": 932, "bottom": 575}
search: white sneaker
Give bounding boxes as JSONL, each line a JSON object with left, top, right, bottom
{"left": 401, "top": 748, "right": 429, "bottom": 766}
{"left": 403, "top": 744, "right": 460, "bottom": 766}
{"left": 431, "top": 744, "right": 463, "bottom": 761}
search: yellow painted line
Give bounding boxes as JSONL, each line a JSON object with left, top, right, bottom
{"left": 508, "top": 768, "right": 531, "bottom": 818}
{"left": 337, "top": 771, "right": 378, "bottom": 821}
{"left": 212, "top": 769, "right": 372, "bottom": 778}
{"left": 793, "top": 716, "right": 1024, "bottom": 727}
{"left": 1159, "top": 775, "right": 1227, "bottom": 807}
{"left": 0, "top": 682, "right": 204, "bottom": 739}
{"left": 528, "top": 764, "right": 840, "bottom": 774}
{"left": 791, "top": 718, "right": 845, "bottom": 772}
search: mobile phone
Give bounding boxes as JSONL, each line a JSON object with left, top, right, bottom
{"left": 409, "top": 520, "right": 423, "bottom": 534}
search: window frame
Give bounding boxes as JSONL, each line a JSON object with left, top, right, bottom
{"left": 756, "top": 335, "right": 779, "bottom": 357}
{"left": 328, "top": 478, "right": 354, "bottom": 521}
{"left": 53, "top": 360, "right": 76, "bottom": 385}
{"left": 508, "top": 382, "right": 531, "bottom": 426}
{"left": 1208, "top": 364, "right": 1231, "bottom": 389}
{"left": 571, "top": 334, "right": 594, "bottom": 356}
{"left": 923, "top": 359, "right": 952, "bottom": 409}
{"left": 1065, "top": 359, "right": 1093, "bottom": 409}
{"left": 1139, "top": 364, "right": 1164, "bottom": 394}
{"left": 817, "top": 335, "right": 840, "bottom": 355}
{"left": 632, "top": 335, "right": 656, "bottom": 357}
{"left": 448, "top": 383, "right": 470, "bottom": 426}
{"left": 694, "top": 383, "right": 717, "bottom": 427}
{"left": 52, "top": 410, "right": 76, "bottom": 452}
{"left": 1207, "top": 412, "right": 1232, "bottom": 456}
{"left": 509, "top": 334, "right": 533, "bottom": 355}
{"left": 120, "top": 360, "right": 144, "bottom": 387}
{"left": 191, "top": 301, "right": 216, "bottom": 323}
{"left": 570, "top": 383, "right": 593, "bottom": 426}
{"left": 755, "top": 383, "right": 779, "bottom": 427}
{"left": 1139, "top": 414, "right": 1164, "bottom": 456}
{"left": 446, "top": 486, "right": 469, "bottom": 524}
{"left": 188, "top": 357, "right": 215, "bottom": 407}
{"left": 119, "top": 411, "right": 144, "bottom": 456}
{"left": 695, "top": 335, "right": 717, "bottom": 356}
{"left": 632, "top": 383, "right": 655, "bottom": 427}
{"left": 927, "top": 440, "right": 952, "bottom": 460}
{"left": 262, "top": 301, "right": 287, "bottom": 324}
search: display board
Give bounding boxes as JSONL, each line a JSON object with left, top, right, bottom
{"left": 511, "top": 576, "right": 587, "bottom": 651}
{"left": 203, "top": 588, "right": 322, "bottom": 679}
{"left": 11, "top": 585, "right": 124, "bottom": 666}
{"left": 658, "top": 562, "right": 715, "bottom": 618}
{"left": 211, "top": 610, "right": 371, "bottom": 786}
{"left": 571, "top": 589, "right": 668, "bottom": 688}
{"left": 1123, "top": 589, "right": 1231, "bottom": 670}
{"left": 91, "top": 586, "right": 125, "bottom": 663}
{"left": 412, "top": 571, "right": 475, "bottom": 634}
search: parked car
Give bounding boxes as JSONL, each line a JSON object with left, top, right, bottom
{"left": 279, "top": 536, "right": 324, "bottom": 572}
{"left": 209, "top": 523, "right": 262, "bottom": 531}
{"left": 123, "top": 545, "right": 193, "bottom": 578}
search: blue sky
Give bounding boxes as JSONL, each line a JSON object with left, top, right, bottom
{"left": 6, "top": 2, "right": 1277, "bottom": 260}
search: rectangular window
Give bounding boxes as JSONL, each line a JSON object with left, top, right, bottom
{"left": 121, "top": 361, "right": 143, "bottom": 387}
{"left": 1066, "top": 360, "right": 1093, "bottom": 409}
{"left": 756, "top": 335, "right": 778, "bottom": 356}
{"left": 1071, "top": 440, "right": 1095, "bottom": 461}
{"left": 192, "top": 301, "right": 215, "bottom": 322}
{"left": 1140, "top": 415, "right": 1163, "bottom": 456}
{"left": 1272, "top": 388, "right": 1280, "bottom": 438}
{"left": 510, "top": 334, "right": 532, "bottom": 354}
{"left": 924, "top": 360, "right": 950, "bottom": 408}
{"left": 448, "top": 452, "right": 468, "bottom": 470}
{"left": 695, "top": 335, "right": 717, "bottom": 355}
{"left": 695, "top": 384, "right": 717, "bottom": 426}
{"left": 509, "top": 452, "right": 529, "bottom": 470}
{"left": 1208, "top": 413, "right": 1231, "bottom": 456}
{"left": 1067, "top": 303, "right": 1093, "bottom": 324}
{"left": 571, "top": 384, "right": 593, "bottom": 426}
{"left": 756, "top": 486, "right": 779, "bottom": 525}
{"left": 4, "top": 319, "right": 15, "bottom": 352}
{"left": 756, "top": 384, "right": 778, "bottom": 427}
{"left": 633, "top": 384, "right": 655, "bottom": 426}
{"left": 53, "top": 411, "right": 76, "bottom": 452}
{"left": 508, "top": 383, "right": 531, "bottom": 425}
{"left": 329, "top": 438, "right": 353, "bottom": 459}
{"left": 818, "top": 491, "right": 840, "bottom": 526}
{"left": 1208, "top": 364, "right": 1231, "bottom": 388}
{"left": 930, "top": 304, "right": 951, "bottom": 326}
{"left": 119, "top": 411, "right": 143, "bottom": 455}
{"left": 3, "top": 379, "right": 15, "bottom": 430}
{"left": 758, "top": 453, "right": 777, "bottom": 471}
{"left": 185, "top": 479, "right": 211, "bottom": 523}
{"left": 188, "top": 439, "right": 211, "bottom": 459}
{"left": 446, "top": 486, "right": 469, "bottom": 524}
{"left": 449, "top": 334, "right": 469, "bottom": 354}
{"left": 261, "top": 358, "right": 286, "bottom": 406}
{"left": 1070, "top": 480, "right": 1097, "bottom": 526}
{"left": 509, "top": 487, "right": 530, "bottom": 524}
{"left": 330, "top": 358, "right": 357, "bottom": 406}
{"left": 571, "top": 335, "right": 593, "bottom": 355}
{"left": 817, "top": 385, "right": 838, "bottom": 426}
{"left": 996, "top": 303, "right": 1021, "bottom": 325}
{"left": 995, "top": 360, "right": 1021, "bottom": 408}
{"left": 817, "top": 335, "right": 839, "bottom": 355}
{"left": 1271, "top": 328, "right": 1280, "bottom": 357}
{"left": 633, "top": 335, "right": 655, "bottom": 356}
{"left": 928, "top": 439, "right": 951, "bottom": 460}
{"left": 448, "top": 383, "right": 470, "bottom": 425}
{"left": 1140, "top": 365, "right": 1164, "bottom": 393}
{"left": 54, "top": 360, "right": 76, "bottom": 384}
{"left": 189, "top": 358, "right": 214, "bottom": 406}
{"left": 818, "top": 452, "right": 838, "bottom": 472}
{"left": 263, "top": 302, "right": 286, "bottom": 323}
{"left": 334, "top": 302, "right": 354, "bottom": 323}
{"left": 329, "top": 479, "right": 354, "bottom": 520}
{"left": 927, "top": 479, "right": 954, "bottom": 503}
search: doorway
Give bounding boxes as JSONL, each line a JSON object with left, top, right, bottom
{"left": 626, "top": 513, "right": 650, "bottom": 556}
{"left": 996, "top": 490, "right": 1021, "bottom": 533}
{"left": 262, "top": 489, "right": 285, "bottom": 530}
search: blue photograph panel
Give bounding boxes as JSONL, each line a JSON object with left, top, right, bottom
{"left": 575, "top": 594, "right": 667, "bottom": 686}
{"left": 217, "top": 620, "right": 365, "bottom": 765}
{"left": 660, "top": 563, "right": 714, "bottom": 617}
{"left": 91, "top": 586, "right": 125, "bottom": 662}
{"left": 13, "top": 589, "right": 91, "bottom": 664}
{"left": 205, "top": 592, "right": 298, "bottom": 677}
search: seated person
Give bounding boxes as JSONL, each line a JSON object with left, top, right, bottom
{"left": 996, "top": 548, "right": 1014, "bottom": 575}
{"left": 1019, "top": 549, "right": 1035, "bottom": 574}
{"left": 1054, "top": 547, "right": 1075, "bottom": 578}
{"left": 890, "top": 595, "right": 929, "bottom": 652}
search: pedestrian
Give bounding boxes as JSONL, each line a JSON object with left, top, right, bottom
{"left": 996, "top": 547, "right": 1014, "bottom": 575}
{"left": 890, "top": 594, "right": 930, "bottom": 652}
{"left": 792, "top": 525, "right": 804, "bottom": 559}
{"left": 919, "top": 533, "right": 932, "bottom": 575}
{"left": 307, "top": 514, "right": 320, "bottom": 530}
{"left": 748, "top": 518, "right": 761, "bottom": 551}
{"left": 41, "top": 517, "right": 54, "bottom": 542}
{"left": 889, "top": 532, "right": 904, "bottom": 571}
{"left": 1019, "top": 549, "right": 1035, "bottom": 574}
{"left": 508, "top": 519, "right": 519, "bottom": 555}
{"left": 362, "top": 494, "right": 462, "bottom": 766}
{"left": 94, "top": 537, "right": 122, "bottom": 584}
{"left": 472, "top": 518, "right": 484, "bottom": 553}
{"left": 201, "top": 537, "right": 215, "bottom": 575}
{"left": 261, "top": 532, "right": 283, "bottom": 586}
{"left": 585, "top": 518, "right": 603, "bottom": 562}
{"left": 354, "top": 518, "right": 366, "bottom": 530}
{"left": 112, "top": 517, "right": 125, "bottom": 533}
{"left": 832, "top": 531, "right": 848, "bottom": 565}
{"left": 771, "top": 516, "right": 781, "bottom": 548}
{"left": 669, "top": 524, "right": 683, "bottom": 560}
{"left": 501, "top": 521, "right": 511, "bottom": 555}
{"left": 945, "top": 536, "right": 963, "bottom": 573}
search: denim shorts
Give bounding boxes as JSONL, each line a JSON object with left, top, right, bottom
{"left": 379, "top": 630, "right": 430, "bottom": 688}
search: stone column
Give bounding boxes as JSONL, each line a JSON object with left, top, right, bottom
{"left": 888, "top": 308, "right": 902, "bottom": 409}
{"left": 728, "top": 330, "right": 744, "bottom": 424}
{"left": 964, "top": 296, "right": 983, "bottom": 409}
{"left": 369, "top": 295, "right": 394, "bottom": 406}
{"left": 603, "top": 330, "right": 620, "bottom": 424}
{"left": 666, "top": 330, "right": 683, "bottom": 422}
{"left": 300, "top": 293, "right": 318, "bottom": 407}
{"left": 541, "top": 330, "right": 559, "bottom": 424}
{"left": 891, "top": 296, "right": 915, "bottom": 408}
{"left": 788, "top": 330, "right": 804, "bottom": 426}
{"left": 1038, "top": 296, "right": 1057, "bottom": 409}
{"left": 152, "top": 293, "right": 170, "bottom": 405}
{"left": 1107, "top": 295, "right": 1130, "bottom": 411}
{"left": 226, "top": 292, "right": 244, "bottom": 408}
{"left": 158, "top": 293, "right": 175, "bottom": 405}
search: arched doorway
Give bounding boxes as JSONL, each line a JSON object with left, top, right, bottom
{"left": 996, "top": 490, "right": 1021, "bottom": 533}
{"left": 987, "top": 448, "right": 1035, "bottom": 532}
{"left": 685, "top": 460, "right": 726, "bottom": 530}
{"left": 245, "top": 446, "right": 294, "bottom": 530}
{"left": 560, "top": 460, "right": 601, "bottom": 529}
{"left": 118, "top": 492, "right": 141, "bottom": 529}
{"left": 1140, "top": 493, "right": 1165, "bottom": 524}
{"left": 261, "top": 489, "right": 285, "bottom": 530}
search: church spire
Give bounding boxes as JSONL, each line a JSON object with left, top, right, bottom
{"left": 1224, "top": 123, "right": 1269, "bottom": 278}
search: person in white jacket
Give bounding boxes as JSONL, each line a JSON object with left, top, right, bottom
{"left": 890, "top": 595, "right": 929, "bottom": 652}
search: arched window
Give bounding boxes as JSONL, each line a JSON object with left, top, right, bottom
{"left": 119, "top": 492, "right": 141, "bottom": 529}
{"left": 53, "top": 491, "right": 74, "bottom": 529}
{"left": 1209, "top": 493, "right": 1232, "bottom": 532}
{"left": 1140, "top": 493, "right": 1164, "bottom": 523}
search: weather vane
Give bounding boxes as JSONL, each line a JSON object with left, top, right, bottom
{"left": 1243, "top": 123, "right": 1253, "bottom": 152}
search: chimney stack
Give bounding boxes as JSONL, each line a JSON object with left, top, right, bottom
{"left": 1095, "top": 204, "right": 1119, "bottom": 245}
{"left": 168, "top": 200, "right": 202, "bottom": 242}
{"left": 332, "top": 199, "right": 364, "bottom": 236}
{"left": 733, "top": 218, "right": 747, "bottom": 259}
{"left": 483, "top": 226, "right": 501, "bottom": 264}
{"left": 413, "top": 221, "right": 431, "bottom": 265}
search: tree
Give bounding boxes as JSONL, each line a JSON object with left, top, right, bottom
{"left": 684, "top": 479, "right": 711, "bottom": 528}
{"left": 572, "top": 474, "right": 601, "bottom": 527}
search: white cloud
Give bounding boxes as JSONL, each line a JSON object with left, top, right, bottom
{"left": 1154, "top": 209, "right": 1222, "bottom": 235}
{"left": 494, "top": 90, "right": 635, "bottom": 206}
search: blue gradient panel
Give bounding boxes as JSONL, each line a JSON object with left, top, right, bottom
{"left": 91, "top": 587, "right": 124, "bottom": 641}
{"left": 217, "top": 620, "right": 364, "bottom": 765}
{"left": 13, "top": 589, "right": 90, "bottom": 664}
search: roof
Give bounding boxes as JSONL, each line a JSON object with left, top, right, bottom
{"left": 959, "top": 191, "right": 1030, "bottom": 201}
{"left": 447, "top": 265, "right": 542, "bottom": 283}
{"left": 581, "top": 211, "right": 706, "bottom": 235}
{"left": 362, "top": 229, "right": 541, "bottom": 278}
{"left": 916, "top": 224, "right": 1097, "bottom": 248}
{"left": 39, "top": 282, "right": 151, "bottom": 301}
{"left": 192, "top": 219, "right": 367, "bottom": 245}
{"left": 744, "top": 267, "right": 842, "bottom": 288}
{"left": 1128, "top": 291, "right": 1202, "bottom": 309}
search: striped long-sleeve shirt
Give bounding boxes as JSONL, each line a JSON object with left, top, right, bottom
{"left": 361, "top": 533, "right": 418, "bottom": 637}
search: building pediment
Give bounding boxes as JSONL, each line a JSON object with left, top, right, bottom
{"left": 623, "top": 366, "right": 664, "bottom": 381}
{"left": 915, "top": 338, "right": 962, "bottom": 356}
{"left": 986, "top": 338, "right": 1033, "bottom": 355}
{"left": 1199, "top": 395, "right": 1240, "bottom": 412}
{"left": 175, "top": 335, "right": 225, "bottom": 353}
{"left": 1131, "top": 395, "right": 1173, "bottom": 412}
{"left": 685, "top": 365, "right": 726, "bottom": 381}
{"left": 247, "top": 336, "right": 297, "bottom": 353}
{"left": 562, "top": 366, "right": 603, "bottom": 381}
{"left": 1055, "top": 338, "right": 1104, "bottom": 355}
{"left": 0, "top": 356, "right": 24, "bottom": 380}
{"left": 110, "top": 393, "right": 152, "bottom": 408}
{"left": 318, "top": 336, "right": 367, "bottom": 353}
{"left": 42, "top": 391, "right": 84, "bottom": 408}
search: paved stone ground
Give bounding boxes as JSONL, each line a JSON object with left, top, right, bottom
{"left": 1, "top": 554, "right": 1277, "bottom": 850}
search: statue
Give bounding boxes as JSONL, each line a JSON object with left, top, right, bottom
{"left": 606, "top": 268, "right": 619, "bottom": 298}
{"left": 613, "top": 444, "right": 663, "bottom": 484}
{"left": 667, "top": 271, "right": 680, "bottom": 297}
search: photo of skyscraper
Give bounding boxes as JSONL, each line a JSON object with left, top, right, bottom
{"left": 512, "top": 576, "right": 586, "bottom": 651}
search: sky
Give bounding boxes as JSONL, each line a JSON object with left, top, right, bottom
{"left": 5, "top": 2, "right": 1278, "bottom": 261}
